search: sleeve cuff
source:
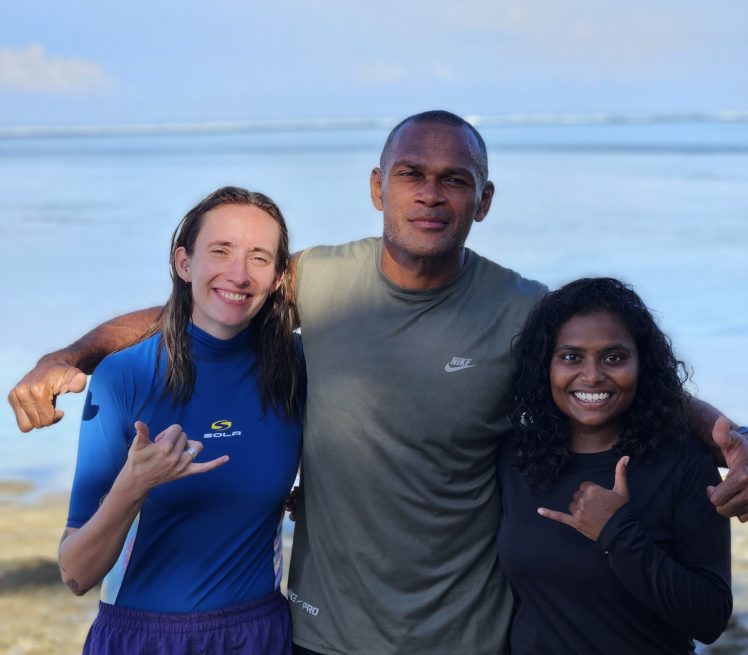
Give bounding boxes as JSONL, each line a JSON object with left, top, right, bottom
{"left": 597, "top": 503, "right": 632, "bottom": 554}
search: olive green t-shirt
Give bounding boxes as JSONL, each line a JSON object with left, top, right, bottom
{"left": 288, "top": 237, "right": 546, "bottom": 655}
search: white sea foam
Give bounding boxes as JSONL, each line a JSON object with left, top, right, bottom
{"left": 1, "top": 111, "right": 748, "bottom": 139}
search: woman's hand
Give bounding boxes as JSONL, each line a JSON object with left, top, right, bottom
{"left": 538, "top": 456, "right": 629, "bottom": 541}
{"left": 58, "top": 421, "right": 228, "bottom": 595}
{"left": 122, "top": 421, "right": 229, "bottom": 499}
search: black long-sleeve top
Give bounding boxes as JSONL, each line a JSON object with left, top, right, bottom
{"left": 497, "top": 438, "right": 732, "bottom": 655}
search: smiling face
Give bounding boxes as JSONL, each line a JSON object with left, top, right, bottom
{"left": 550, "top": 311, "right": 640, "bottom": 451}
{"left": 174, "top": 203, "right": 282, "bottom": 340}
{"left": 370, "top": 121, "right": 494, "bottom": 275}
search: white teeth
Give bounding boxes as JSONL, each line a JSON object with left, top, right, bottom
{"left": 218, "top": 290, "right": 248, "bottom": 302}
{"left": 573, "top": 392, "right": 610, "bottom": 402}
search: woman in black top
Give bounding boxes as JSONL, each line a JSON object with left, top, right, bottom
{"left": 498, "top": 277, "right": 731, "bottom": 655}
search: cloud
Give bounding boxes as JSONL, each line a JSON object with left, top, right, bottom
{"left": 0, "top": 44, "right": 113, "bottom": 93}
{"left": 440, "top": 0, "right": 689, "bottom": 76}
{"left": 355, "top": 61, "right": 456, "bottom": 85}
{"left": 355, "top": 62, "right": 406, "bottom": 84}
{"left": 430, "top": 65, "right": 456, "bottom": 82}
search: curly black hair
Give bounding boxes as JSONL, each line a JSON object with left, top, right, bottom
{"left": 511, "top": 277, "right": 690, "bottom": 489}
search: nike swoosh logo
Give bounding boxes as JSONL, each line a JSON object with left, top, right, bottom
{"left": 444, "top": 363, "right": 478, "bottom": 373}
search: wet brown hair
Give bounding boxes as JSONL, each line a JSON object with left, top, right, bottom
{"left": 158, "top": 186, "right": 301, "bottom": 417}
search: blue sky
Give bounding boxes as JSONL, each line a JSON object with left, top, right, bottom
{"left": 2, "top": 0, "right": 747, "bottom": 125}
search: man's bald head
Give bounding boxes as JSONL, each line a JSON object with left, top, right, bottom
{"left": 379, "top": 110, "right": 489, "bottom": 185}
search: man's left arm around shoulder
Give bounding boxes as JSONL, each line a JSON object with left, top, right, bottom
{"left": 689, "top": 397, "right": 748, "bottom": 520}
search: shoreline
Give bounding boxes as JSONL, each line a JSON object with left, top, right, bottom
{"left": 0, "top": 485, "right": 98, "bottom": 655}
{"left": 2, "top": 480, "right": 748, "bottom": 654}
{"left": 0, "top": 481, "right": 294, "bottom": 655}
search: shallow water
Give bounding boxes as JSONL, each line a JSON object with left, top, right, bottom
{"left": 1, "top": 120, "right": 746, "bottom": 489}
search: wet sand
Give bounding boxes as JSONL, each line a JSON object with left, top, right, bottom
{"left": 0, "top": 483, "right": 293, "bottom": 655}
{"left": 0, "top": 485, "right": 97, "bottom": 655}
{"left": 1, "top": 481, "right": 748, "bottom": 655}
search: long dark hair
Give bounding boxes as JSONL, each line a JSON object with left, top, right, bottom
{"left": 511, "top": 277, "right": 689, "bottom": 489}
{"left": 157, "top": 186, "right": 301, "bottom": 417}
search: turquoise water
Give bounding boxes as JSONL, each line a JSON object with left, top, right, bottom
{"left": 1, "top": 120, "right": 747, "bottom": 490}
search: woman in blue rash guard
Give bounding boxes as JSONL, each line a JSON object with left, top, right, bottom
{"left": 59, "top": 186, "right": 303, "bottom": 655}
{"left": 497, "top": 277, "right": 731, "bottom": 655}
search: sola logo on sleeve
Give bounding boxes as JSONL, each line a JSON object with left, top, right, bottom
{"left": 444, "top": 356, "right": 477, "bottom": 373}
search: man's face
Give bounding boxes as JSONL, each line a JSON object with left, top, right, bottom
{"left": 370, "top": 122, "right": 493, "bottom": 263}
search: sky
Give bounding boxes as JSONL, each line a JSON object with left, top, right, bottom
{"left": 1, "top": 0, "right": 747, "bottom": 125}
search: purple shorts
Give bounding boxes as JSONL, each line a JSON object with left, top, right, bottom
{"left": 82, "top": 591, "right": 291, "bottom": 655}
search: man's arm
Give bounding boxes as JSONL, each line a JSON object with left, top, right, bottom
{"left": 7, "top": 307, "right": 162, "bottom": 432}
{"left": 703, "top": 415, "right": 748, "bottom": 521}
{"left": 688, "top": 397, "right": 740, "bottom": 466}
{"left": 688, "top": 397, "right": 748, "bottom": 520}
{"left": 286, "top": 251, "right": 302, "bottom": 330}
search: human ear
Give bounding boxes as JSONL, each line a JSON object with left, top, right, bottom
{"left": 174, "top": 247, "right": 191, "bottom": 283}
{"left": 370, "top": 168, "right": 384, "bottom": 211}
{"left": 475, "top": 181, "right": 495, "bottom": 223}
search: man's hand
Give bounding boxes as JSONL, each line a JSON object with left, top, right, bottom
{"left": 538, "top": 456, "right": 630, "bottom": 541}
{"left": 707, "top": 416, "right": 748, "bottom": 521}
{"left": 285, "top": 485, "right": 300, "bottom": 521}
{"left": 8, "top": 356, "right": 88, "bottom": 432}
{"left": 7, "top": 306, "right": 163, "bottom": 433}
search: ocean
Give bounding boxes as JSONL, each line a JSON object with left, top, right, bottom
{"left": 1, "top": 117, "right": 747, "bottom": 492}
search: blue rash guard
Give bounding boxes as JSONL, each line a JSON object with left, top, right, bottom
{"left": 67, "top": 323, "right": 302, "bottom": 613}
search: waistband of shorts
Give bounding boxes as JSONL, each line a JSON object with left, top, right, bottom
{"left": 96, "top": 590, "right": 287, "bottom": 633}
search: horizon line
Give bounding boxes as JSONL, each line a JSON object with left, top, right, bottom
{"left": 1, "top": 111, "right": 748, "bottom": 139}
